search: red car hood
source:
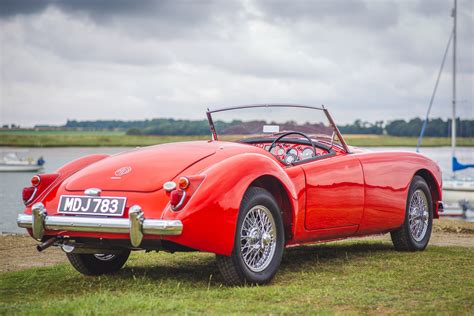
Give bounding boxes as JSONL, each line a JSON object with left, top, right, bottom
{"left": 65, "top": 142, "right": 216, "bottom": 192}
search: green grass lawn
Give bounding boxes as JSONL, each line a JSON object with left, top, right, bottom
{"left": 0, "top": 130, "right": 473, "bottom": 147}
{"left": 1, "top": 241, "right": 473, "bottom": 315}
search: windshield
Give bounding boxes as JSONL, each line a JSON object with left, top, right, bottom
{"left": 207, "top": 105, "right": 349, "bottom": 152}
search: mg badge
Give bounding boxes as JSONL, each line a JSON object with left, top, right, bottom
{"left": 114, "top": 166, "right": 132, "bottom": 177}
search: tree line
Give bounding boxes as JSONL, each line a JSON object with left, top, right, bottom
{"left": 62, "top": 117, "right": 474, "bottom": 137}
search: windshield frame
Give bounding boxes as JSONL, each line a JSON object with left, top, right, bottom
{"left": 206, "top": 104, "right": 351, "bottom": 153}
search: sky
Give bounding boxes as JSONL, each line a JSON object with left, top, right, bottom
{"left": 0, "top": 0, "right": 473, "bottom": 127}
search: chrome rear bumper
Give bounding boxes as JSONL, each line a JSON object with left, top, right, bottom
{"left": 17, "top": 203, "right": 183, "bottom": 247}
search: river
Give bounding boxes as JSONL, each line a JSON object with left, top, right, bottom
{"left": 1, "top": 146, "right": 473, "bottom": 233}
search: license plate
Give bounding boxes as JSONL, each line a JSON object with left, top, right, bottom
{"left": 58, "top": 195, "right": 126, "bottom": 216}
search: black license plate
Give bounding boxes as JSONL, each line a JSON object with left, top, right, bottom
{"left": 58, "top": 195, "right": 126, "bottom": 216}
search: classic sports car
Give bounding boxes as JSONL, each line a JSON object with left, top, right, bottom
{"left": 17, "top": 105, "right": 443, "bottom": 285}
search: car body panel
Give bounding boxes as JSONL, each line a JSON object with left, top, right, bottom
{"left": 65, "top": 142, "right": 216, "bottom": 192}
{"left": 302, "top": 154, "right": 365, "bottom": 230}
{"left": 355, "top": 151, "right": 442, "bottom": 235}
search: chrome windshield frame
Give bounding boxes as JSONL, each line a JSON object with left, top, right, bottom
{"left": 206, "top": 104, "right": 351, "bottom": 154}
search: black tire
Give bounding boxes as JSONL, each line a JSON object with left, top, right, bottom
{"left": 391, "top": 176, "right": 433, "bottom": 251}
{"left": 216, "top": 187, "right": 285, "bottom": 285}
{"left": 66, "top": 251, "right": 131, "bottom": 276}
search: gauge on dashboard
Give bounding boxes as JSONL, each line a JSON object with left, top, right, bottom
{"left": 284, "top": 153, "right": 298, "bottom": 165}
{"left": 287, "top": 148, "right": 298, "bottom": 156}
{"left": 270, "top": 146, "right": 285, "bottom": 156}
{"left": 301, "top": 148, "right": 315, "bottom": 160}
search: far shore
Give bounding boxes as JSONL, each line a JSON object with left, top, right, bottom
{"left": 1, "top": 131, "right": 473, "bottom": 147}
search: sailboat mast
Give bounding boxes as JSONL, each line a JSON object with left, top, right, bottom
{"left": 452, "top": 0, "right": 457, "bottom": 165}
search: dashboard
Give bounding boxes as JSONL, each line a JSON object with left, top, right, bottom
{"left": 252, "top": 142, "right": 329, "bottom": 165}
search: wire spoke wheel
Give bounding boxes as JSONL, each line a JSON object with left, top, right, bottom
{"left": 408, "top": 189, "right": 429, "bottom": 242}
{"left": 240, "top": 205, "right": 277, "bottom": 272}
{"left": 216, "top": 187, "right": 284, "bottom": 285}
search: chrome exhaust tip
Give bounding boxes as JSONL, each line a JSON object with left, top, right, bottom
{"left": 36, "top": 236, "right": 59, "bottom": 252}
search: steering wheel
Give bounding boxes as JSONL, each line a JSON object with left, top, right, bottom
{"left": 267, "top": 131, "right": 317, "bottom": 163}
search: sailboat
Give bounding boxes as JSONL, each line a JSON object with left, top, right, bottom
{"left": 417, "top": 0, "right": 473, "bottom": 217}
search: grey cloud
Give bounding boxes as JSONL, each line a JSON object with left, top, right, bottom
{"left": 0, "top": 0, "right": 50, "bottom": 17}
{"left": 1, "top": 0, "right": 472, "bottom": 126}
{"left": 254, "top": 0, "right": 399, "bottom": 30}
{"left": 0, "top": 0, "right": 245, "bottom": 27}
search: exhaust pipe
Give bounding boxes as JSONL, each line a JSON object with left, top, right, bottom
{"left": 36, "top": 236, "right": 59, "bottom": 252}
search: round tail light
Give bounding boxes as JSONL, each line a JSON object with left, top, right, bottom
{"left": 178, "top": 177, "right": 190, "bottom": 190}
{"left": 31, "top": 175, "right": 41, "bottom": 187}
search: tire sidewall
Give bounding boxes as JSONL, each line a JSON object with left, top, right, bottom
{"left": 232, "top": 188, "right": 285, "bottom": 284}
{"left": 405, "top": 176, "right": 433, "bottom": 250}
{"left": 67, "top": 250, "right": 130, "bottom": 275}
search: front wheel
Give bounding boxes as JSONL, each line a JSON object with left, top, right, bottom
{"left": 391, "top": 176, "right": 433, "bottom": 251}
{"left": 66, "top": 251, "right": 131, "bottom": 276}
{"left": 216, "top": 187, "right": 285, "bottom": 285}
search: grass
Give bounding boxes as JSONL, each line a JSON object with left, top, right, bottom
{"left": 1, "top": 241, "right": 473, "bottom": 315}
{"left": 1, "top": 130, "right": 473, "bottom": 147}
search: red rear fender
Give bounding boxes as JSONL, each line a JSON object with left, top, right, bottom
{"left": 162, "top": 153, "right": 300, "bottom": 256}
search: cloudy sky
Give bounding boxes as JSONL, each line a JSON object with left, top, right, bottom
{"left": 0, "top": 0, "right": 472, "bottom": 126}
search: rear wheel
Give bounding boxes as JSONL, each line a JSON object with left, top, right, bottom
{"left": 66, "top": 250, "right": 131, "bottom": 276}
{"left": 216, "top": 187, "right": 285, "bottom": 285}
{"left": 391, "top": 176, "right": 433, "bottom": 251}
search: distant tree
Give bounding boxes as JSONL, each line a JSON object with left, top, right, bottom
{"left": 59, "top": 116, "right": 473, "bottom": 137}
{"left": 126, "top": 128, "right": 142, "bottom": 135}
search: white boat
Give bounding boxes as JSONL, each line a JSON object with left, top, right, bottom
{"left": 0, "top": 152, "right": 45, "bottom": 172}
{"left": 443, "top": 178, "right": 474, "bottom": 202}
{"left": 443, "top": 178, "right": 473, "bottom": 219}
{"left": 418, "top": 0, "right": 473, "bottom": 215}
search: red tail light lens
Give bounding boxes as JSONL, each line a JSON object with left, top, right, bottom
{"left": 22, "top": 187, "right": 36, "bottom": 205}
{"left": 167, "top": 175, "right": 205, "bottom": 211}
{"left": 170, "top": 190, "right": 185, "bottom": 210}
{"left": 22, "top": 173, "right": 59, "bottom": 206}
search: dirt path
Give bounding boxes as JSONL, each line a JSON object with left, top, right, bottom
{"left": 1, "top": 219, "right": 473, "bottom": 274}
{"left": 353, "top": 231, "right": 474, "bottom": 248}
{"left": 0, "top": 235, "right": 66, "bottom": 274}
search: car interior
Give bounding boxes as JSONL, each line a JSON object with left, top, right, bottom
{"left": 239, "top": 131, "right": 338, "bottom": 165}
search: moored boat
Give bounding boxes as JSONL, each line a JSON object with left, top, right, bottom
{"left": 0, "top": 152, "right": 45, "bottom": 172}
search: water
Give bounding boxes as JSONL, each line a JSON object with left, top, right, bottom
{"left": 1, "top": 146, "right": 472, "bottom": 233}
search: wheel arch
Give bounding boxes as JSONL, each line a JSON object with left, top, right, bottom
{"left": 414, "top": 169, "right": 441, "bottom": 218}
{"left": 249, "top": 175, "right": 295, "bottom": 243}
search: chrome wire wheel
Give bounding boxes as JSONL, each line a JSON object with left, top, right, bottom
{"left": 240, "top": 205, "right": 277, "bottom": 272}
{"left": 94, "top": 254, "right": 116, "bottom": 261}
{"left": 408, "top": 189, "right": 429, "bottom": 242}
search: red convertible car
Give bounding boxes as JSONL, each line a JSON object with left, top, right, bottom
{"left": 17, "top": 105, "right": 443, "bottom": 285}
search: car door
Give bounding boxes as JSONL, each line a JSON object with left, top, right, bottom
{"left": 301, "top": 154, "right": 364, "bottom": 231}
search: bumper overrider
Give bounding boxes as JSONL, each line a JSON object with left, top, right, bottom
{"left": 17, "top": 203, "right": 183, "bottom": 247}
